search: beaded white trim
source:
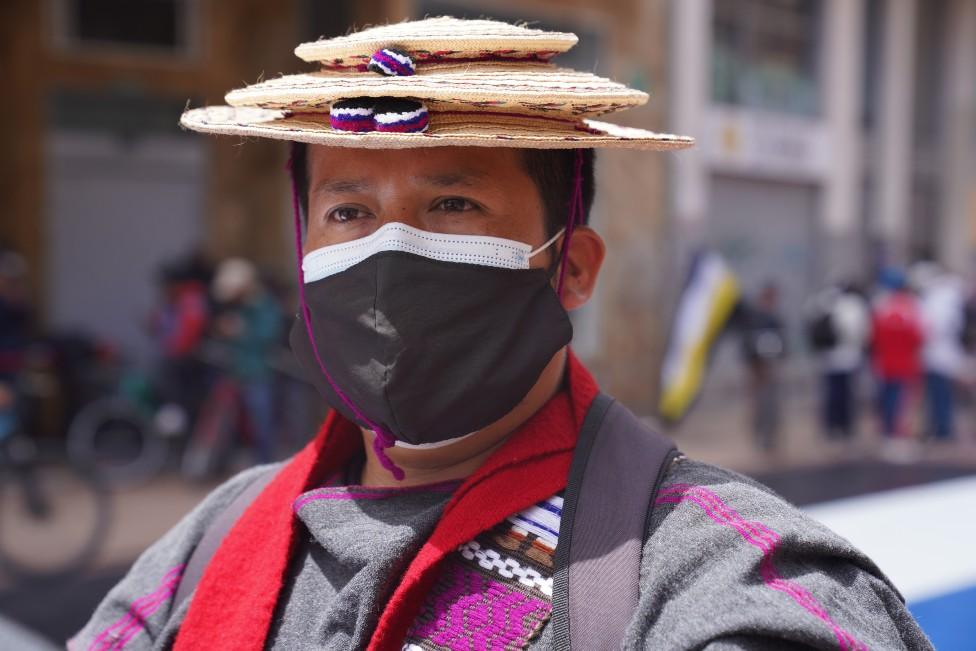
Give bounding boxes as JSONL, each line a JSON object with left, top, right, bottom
{"left": 458, "top": 540, "right": 554, "bottom": 597}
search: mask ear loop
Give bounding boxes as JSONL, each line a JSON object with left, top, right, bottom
{"left": 554, "top": 149, "right": 585, "bottom": 297}
{"left": 528, "top": 228, "right": 566, "bottom": 260}
{"left": 286, "top": 146, "right": 405, "bottom": 481}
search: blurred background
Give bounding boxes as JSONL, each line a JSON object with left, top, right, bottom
{"left": 0, "top": 0, "right": 974, "bottom": 648}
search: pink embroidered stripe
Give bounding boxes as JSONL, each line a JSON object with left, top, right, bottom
{"left": 293, "top": 480, "right": 460, "bottom": 512}
{"left": 88, "top": 563, "right": 185, "bottom": 651}
{"left": 655, "top": 484, "right": 867, "bottom": 651}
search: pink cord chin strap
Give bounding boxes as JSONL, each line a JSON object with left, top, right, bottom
{"left": 286, "top": 150, "right": 404, "bottom": 481}
{"left": 555, "top": 150, "right": 585, "bottom": 296}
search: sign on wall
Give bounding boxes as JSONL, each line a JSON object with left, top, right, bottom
{"left": 705, "top": 107, "right": 831, "bottom": 182}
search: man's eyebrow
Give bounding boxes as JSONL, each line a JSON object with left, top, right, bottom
{"left": 312, "top": 178, "right": 374, "bottom": 195}
{"left": 419, "top": 170, "right": 489, "bottom": 188}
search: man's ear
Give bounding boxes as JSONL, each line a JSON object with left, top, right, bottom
{"left": 559, "top": 226, "right": 605, "bottom": 310}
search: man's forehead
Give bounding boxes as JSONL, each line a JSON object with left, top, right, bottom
{"left": 307, "top": 144, "right": 526, "bottom": 185}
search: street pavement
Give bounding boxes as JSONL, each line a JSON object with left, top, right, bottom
{"left": 0, "top": 474, "right": 217, "bottom": 643}
{"left": 669, "top": 377, "right": 976, "bottom": 479}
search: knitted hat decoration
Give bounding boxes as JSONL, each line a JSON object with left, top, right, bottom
{"left": 180, "top": 16, "right": 694, "bottom": 150}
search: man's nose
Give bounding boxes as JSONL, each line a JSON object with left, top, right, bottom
{"left": 375, "top": 203, "right": 426, "bottom": 231}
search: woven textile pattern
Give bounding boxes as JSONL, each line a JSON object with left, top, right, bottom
{"left": 402, "top": 495, "right": 562, "bottom": 650}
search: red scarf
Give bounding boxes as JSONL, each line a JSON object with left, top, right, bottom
{"left": 174, "top": 350, "right": 598, "bottom": 651}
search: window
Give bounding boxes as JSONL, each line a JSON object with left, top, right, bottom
{"left": 47, "top": 88, "right": 195, "bottom": 139}
{"left": 712, "top": 0, "right": 823, "bottom": 116}
{"left": 299, "top": 0, "right": 353, "bottom": 44}
{"left": 52, "top": 0, "right": 196, "bottom": 56}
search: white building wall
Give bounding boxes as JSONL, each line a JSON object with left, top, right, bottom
{"left": 669, "top": 0, "right": 711, "bottom": 246}
{"left": 822, "top": 0, "right": 866, "bottom": 279}
{"left": 874, "top": 0, "right": 918, "bottom": 264}
{"left": 940, "top": 0, "right": 976, "bottom": 274}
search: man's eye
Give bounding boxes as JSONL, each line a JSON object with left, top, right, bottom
{"left": 434, "top": 197, "right": 477, "bottom": 213}
{"left": 328, "top": 206, "right": 371, "bottom": 223}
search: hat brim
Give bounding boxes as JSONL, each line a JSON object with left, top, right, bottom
{"left": 180, "top": 106, "right": 694, "bottom": 151}
{"left": 224, "top": 69, "right": 648, "bottom": 119}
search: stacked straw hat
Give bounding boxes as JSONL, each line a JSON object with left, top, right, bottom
{"left": 181, "top": 16, "right": 694, "bottom": 150}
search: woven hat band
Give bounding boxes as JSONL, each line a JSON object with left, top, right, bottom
{"left": 321, "top": 48, "right": 561, "bottom": 73}
{"left": 301, "top": 107, "right": 590, "bottom": 136}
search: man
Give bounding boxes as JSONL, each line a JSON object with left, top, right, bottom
{"left": 914, "top": 264, "right": 967, "bottom": 441}
{"left": 150, "top": 261, "right": 210, "bottom": 425}
{"left": 209, "top": 258, "right": 282, "bottom": 464}
{"left": 807, "top": 282, "right": 871, "bottom": 444}
{"left": 0, "top": 252, "right": 31, "bottom": 446}
{"left": 871, "top": 268, "right": 924, "bottom": 458}
{"left": 740, "top": 282, "right": 787, "bottom": 452}
{"left": 74, "top": 18, "right": 931, "bottom": 650}
{"left": 0, "top": 251, "right": 31, "bottom": 383}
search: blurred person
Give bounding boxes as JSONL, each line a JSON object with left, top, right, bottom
{"left": 962, "top": 288, "right": 976, "bottom": 438}
{"left": 0, "top": 251, "right": 31, "bottom": 382}
{"left": 74, "top": 18, "right": 931, "bottom": 651}
{"left": 806, "top": 282, "right": 871, "bottom": 443}
{"left": 962, "top": 286, "right": 976, "bottom": 355}
{"left": 149, "top": 260, "right": 211, "bottom": 423}
{"left": 0, "top": 252, "right": 32, "bottom": 439}
{"left": 914, "top": 264, "right": 967, "bottom": 441}
{"left": 740, "top": 282, "right": 787, "bottom": 452}
{"left": 210, "top": 258, "right": 282, "bottom": 463}
{"left": 179, "top": 249, "right": 217, "bottom": 293}
{"left": 871, "top": 268, "right": 924, "bottom": 458}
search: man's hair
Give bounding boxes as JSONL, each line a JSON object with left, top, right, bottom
{"left": 290, "top": 144, "right": 596, "bottom": 237}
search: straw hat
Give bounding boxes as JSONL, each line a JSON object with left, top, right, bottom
{"left": 181, "top": 17, "right": 693, "bottom": 151}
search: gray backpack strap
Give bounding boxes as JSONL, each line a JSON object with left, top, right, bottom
{"left": 173, "top": 467, "right": 277, "bottom": 608}
{"left": 552, "top": 393, "right": 678, "bottom": 650}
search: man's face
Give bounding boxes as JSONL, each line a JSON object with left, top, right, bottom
{"left": 305, "top": 146, "right": 552, "bottom": 268}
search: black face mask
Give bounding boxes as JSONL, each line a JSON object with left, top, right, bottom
{"left": 289, "top": 250, "right": 573, "bottom": 447}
